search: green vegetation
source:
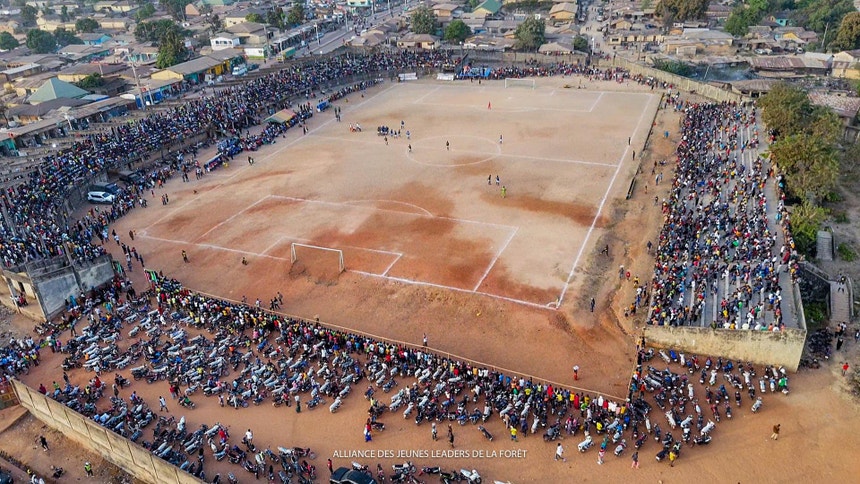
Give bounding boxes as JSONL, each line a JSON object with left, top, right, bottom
{"left": 0, "top": 32, "right": 19, "bottom": 51}
{"left": 653, "top": 59, "right": 693, "bottom": 76}
{"left": 502, "top": 1, "right": 554, "bottom": 13}
{"left": 514, "top": 16, "right": 545, "bottom": 51}
{"left": 136, "top": 3, "right": 156, "bottom": 21}
{"left": 443, "top": 20, "right": 471, "bottom": 43}
{"left": 20, "top": 5, "right": 37, "bottom": 27}
{"left": 26, "top": 29, "right": 56, "bottom": 53}
{"left": 803, "top": 300, "right": 827, "bottom": 329}
{"left": 831, "top": 12, "right": 860, "bottom": 51}
{"left": 76, "top": 73, "right": 105, "bottom": 89}
{"left": 246, "top": 13, "right": 265, "bottom": 24}
{"left": 657, "top": 0, "right": 709, "bottom": 25}
{"left": 573, "top": 35, "right": 589, "bottom": 52}
{"left": 724, "top": 0, "right": 770, "bottom": 37}
{"left": 162, "top": 0, "right": 190, "bottom": 22}
{"left": 75, "top": 18, "right": 100, "bottom": 33}
{"left": 135, "top": 19, "right": 185, "bottom": 43}
{"left": 287, "top": 4, "right": 306, "bottom": 27}
{"left": 155, "top": 29, "right": 188, "bottom": 69}
{"left": 837, "top": 243, "right": 857, "bottom": 261}
{"left": 760, "top": 84, "right": 840, "bottom": 203}
{"left": 54, "top": 28, "right": 83, "bottom": 47}
{"left": 410, "top": 6, "right": 438, "bottom": 35}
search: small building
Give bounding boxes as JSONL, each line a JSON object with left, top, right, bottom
{"left": 473, "top": 0, "right": 502, "bottom": 17}
{"left": 225, "top": 22, "right": 270, "bottom": 45}
{"left": 549, "top": 3, "right": 578, "bottom": 23}
{"left": 7, "top": 97, "right": 90, "bottom": 124}
{"left": 150, "top": 56, "right": 224, "bottom": 83}
{"left": 397, "top": 34, "right": 440, "bottom": 50}
{"left": 80, "top": 33, "right": 113, "bottom": 46}
{"left": 766, "top": 11, "right": 792, "bottom": 27}
{"left": 56, "top": 63, "right": 125, "bottom": 83}
{"left": 27, "top": 77, "right": 89, "bottom": 104}
{"left": 832, "top": 49, "right": 860, "bottom": 80}
{"left": 433, "top": 3, "right": 462, "bottom": 19}
{"left": 210, "top": 33, "right": 241, "bottom": 51}
{"left": 57, "top": 44, "right": 112, "bottom": 62}
{"left": 0, "top": 63, "right": 42, "bottom": 83}
{"left": 538, "top": 41, "right": 574, "bottom": 54}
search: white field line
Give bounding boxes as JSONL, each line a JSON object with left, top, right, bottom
{"left": 413, "top": 86, "right": 440, "bottom": 104}
{"left": 343, "top": 199, "right": 434, "bottom": 216}
{"left": 588, "top": 92, "right": 605, "bottom": 112}
{"left": 353, "top": 270, "right": 551, "bottom": 310}
{"left": 191, "top": 196, "right": 269, "bottom": 243}
{"left": 473, "top": 227, "right": 519, "bottom": 291}
{"left": 557, "top": 93, "right": 657, "bottom": 306}
{"left": 381, "top": 254, "right": 403, "bottom": 277}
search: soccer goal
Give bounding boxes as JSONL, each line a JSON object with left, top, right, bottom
{"left": 290, "top": 243, "right": 345, "bottom": 273}
{"left": 504, "top": 78, "right": 535, "bottom": 89}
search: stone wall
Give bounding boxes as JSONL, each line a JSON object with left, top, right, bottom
{"left": 643, "top": 324, "right": 806, "bottom": 371}
{"left": 601, "top": 57, "right": 747, "bottom": 104}
{"left": 11, "top": 380, "right": 202, "bottom": 484}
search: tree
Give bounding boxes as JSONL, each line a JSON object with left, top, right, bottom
{"left": 60, "top": 5, "right": 70, "bottom": 22}
{"left": 77, "top": 73, "right": 105, "bottom": 88}
{"left": 75, "top": 18, "right": 100, "bottom": 33}
{"left": 54, "top": 28, "right": 83, "bottom": 47}
{"left": 573, "top": 35, "right": 589, "bottom": 52}
{"left": 267, "top": 8, "right": 285, "bottom": 30}
{"left": 657, "top": 0, "right": 709, "bottom": 23}
{"left": 468, "top": 0, "right": 480, "bottom": 9}
{"left": 724, "top": 4, "right": 759, "bottom": 37}
{"left": 135, "top": 3, "right": 156, "bottom": 21}
{"left": 156, "top": 30, "right": 188, "bottom": 68}
{"left": 443, "top": 20, "right": 471, "bottom": 43}
{"left": 0, "top": 32, "right": 19, "bottom": 51}
{"left": 831, "top": 12, "right": 860, "bottom": 51}
{"left": 410, "top": 6, "right": 437, "bottom": 35}
{"left": 20, "top": 5, "right": 37, "bottom": 27}
{"left": 246, "top": 13, "right": 265, "bottom": 24}
{"left": 758, "top": 83, "right": 814, "bottom": 137}
{"left": 26, "top": 29, "right": 56, "bottom": 53}
{"left": 135, "top": 19, "right": 183, "bottom": 43}
{"left": 205, "top": 14, "right": 223, "bottom": 35}
{"left": 514, "top": 16, "right": 545, "bottom": 51}
{"left": 787, "top": 201, "right": 829, "bottom": 255}
{"left": 162, "top": 0, "right": 189, "bottom": 22}
{"left": 287, "top": 4, "right": 306, "bottom": 26}
{"left": 770, "top": 133, "right": 839, "bottom": 202}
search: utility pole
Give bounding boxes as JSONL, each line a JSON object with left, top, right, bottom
{"left": 130, "top": 60, "right": 146, "bottom": 111}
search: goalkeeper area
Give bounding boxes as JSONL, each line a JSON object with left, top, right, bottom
{"left": 129, "top": 79, "right": 659, "bottom": 308}
{"left": 504, "top": 78, "right": 536, "bottom": 89}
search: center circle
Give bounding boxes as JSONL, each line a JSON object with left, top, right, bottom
{"left": 406, "top": 135, "right": 501, "bottom": 167}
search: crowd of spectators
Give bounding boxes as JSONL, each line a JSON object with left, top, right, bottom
{"left": 645, "top": 102, "right": 797, "bottom": 330}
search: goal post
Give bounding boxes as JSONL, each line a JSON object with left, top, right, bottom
{"left": 504, "top": 78, "right": 535, "bottom": 89}
{"left": 290, "top": 243, "right": 345, "bottom": 273}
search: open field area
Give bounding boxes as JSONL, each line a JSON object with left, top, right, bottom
{"left": 138, "top": 81, "right": 657, "bottom": 308}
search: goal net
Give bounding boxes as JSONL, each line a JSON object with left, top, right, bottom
{"left": 290, "top": 243, "right": 345, "bottom": 273}
{"left": 504, "top": 78, "right": 535, "bottom": 89}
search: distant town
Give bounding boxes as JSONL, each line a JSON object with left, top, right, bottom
{"left": 2, "top": 0, "right": 860, "bottom": 155}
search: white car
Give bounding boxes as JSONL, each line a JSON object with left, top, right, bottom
{"left": 87, "top": 191, "right": 115, "bottom": 204}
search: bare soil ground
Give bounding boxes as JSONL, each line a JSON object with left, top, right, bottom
{"left": 3, "top": 78, "right": 859, "bottom": 483}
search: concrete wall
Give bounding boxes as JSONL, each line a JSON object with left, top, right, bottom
{"left": 76, "top": 256, "right": 115, "bottom": 294}
{"left": 643, "top": 324, "right": 806, "bottom": 371}
{"left": 11, "top": 380, "right": 202, "bottom": 484}
{"left": 32, "top": 271, "right": 78, "bottom": 318}
{"left": 601, "top": 57, "right": 747, "bottom": 104}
